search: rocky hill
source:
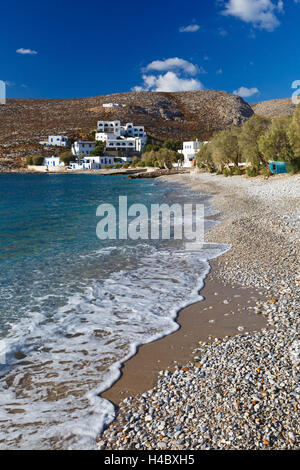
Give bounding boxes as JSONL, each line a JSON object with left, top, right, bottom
{"left": 0, "top": 90, "right": 253, "bottom": 160}
{"left": 251, "top": 98, "right": 296, "bottom": 119}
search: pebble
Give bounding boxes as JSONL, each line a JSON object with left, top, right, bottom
{"left": 98, "top": 174, "right": 300, "bottom": 451}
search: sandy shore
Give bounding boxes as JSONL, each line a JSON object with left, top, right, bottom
{"left": 102, "top": 273, "right": 267, "bottom": 405}
{"left": 99, "top": 172, "right": 299, "bottom": 450}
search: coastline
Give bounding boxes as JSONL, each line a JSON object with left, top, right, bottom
{"left": 99, "top": 172, "right": 300, "bottom": 450}
{"left": 101, "top": 268, "right": 268, "bottom": 406}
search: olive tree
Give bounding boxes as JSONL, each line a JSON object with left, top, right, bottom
{"left": 211, "top": 128, "right": 241, "bottom": 170}
{"left": 238, "top": 115, "right": 271, "bottom": 169}
{"left": 258, "top": 116, "right": 294, "bottom": 163}
{"left": 196, "top": 143, "right": 215, "bottom": 172}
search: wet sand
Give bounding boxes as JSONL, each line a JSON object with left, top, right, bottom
{"left": 102, "top": 261, "right": 267, "bottom": 406}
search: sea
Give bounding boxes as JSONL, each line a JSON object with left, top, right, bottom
{"left": 0, "top": 173, "right": 230, "bottom": 449}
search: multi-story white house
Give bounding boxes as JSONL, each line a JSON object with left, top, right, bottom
{"left": 100, "top": 135, "right": 144, "bottom": 152}
{"left": 95, "top": 120, "right": 147, "bottom": 153}
{"left": 71, "top": 141, "right": 96, "bottom": 157}
{"left": 121, "top": 123, "right": 146, "bottom": 139}
{"left": 39, "top": 136, "right": 69, "bottom": 147}
{"left": 97, "top": 121, "right": 121, "bottom": 136}
{"left": 179, "top": 140, "right": 206, "bottom": 168}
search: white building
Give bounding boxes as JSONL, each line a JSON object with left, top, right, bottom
{"left": 102, "top": 103, "right": 123, "bottom": 108}
{"left": 43, "top": 156, "right": 65, "bottom": 168}
{"left": 100, "top": 135, "right": 144, "bottom": 152}
{"left": 97, "top": 121, "right": 121, "bottom": 136}
{"left": 95, "top": 120, "right": 147, "bottom": 153}
{"left": 179, "top": 140, "right": 206, "bottom": 168}
{"left": 71, "top": 141, "right": 96, "bottom": 157}
{"left": 39, "top": 136, "right": 69, "bottom": 147}
{"left": 70, "top": 155, "right": 115, "bottom": 170}
{"left": 121, "top": 123, "right": 146, "bottom": 139}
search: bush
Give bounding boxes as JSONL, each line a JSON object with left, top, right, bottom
{"left": 222, "top": 168, "right": 230, "bottom": 177}
{"left": 287, "top": 157, "right": 300, "bottom": 174}
{"left": 59, "top": 151, "right": 74, "bottom": 165}
{"left": 230, "top": 167, "right": 242, "bottom": 176}
{"left": 246, "top": 167, "right": 258, "bottom": 177}
{"left": 32, "top": 156, "right": 44, "bottom": 166}
{"left": 26, "top": 156, "right": 34, "bottom": 165}
{"left": 259, "top": 167, "right": 273, "bottom": 177}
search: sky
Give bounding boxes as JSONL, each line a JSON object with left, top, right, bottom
{"left": 1, "top": 0, "right": 300, "bottom": 102}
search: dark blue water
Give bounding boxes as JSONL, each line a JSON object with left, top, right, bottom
{"left": 0, "top": 173, "right": 228, "bottom": 449}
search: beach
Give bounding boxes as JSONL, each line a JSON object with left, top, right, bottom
{"left": 99, "top": 172, "right": 300, "bottom": 450}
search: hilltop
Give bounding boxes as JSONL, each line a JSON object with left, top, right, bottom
{"left": 0, "top": 90, "right": 253, "bottom": 160}
{"left": 251, "top": 98, "right": 296, "bottom": 119}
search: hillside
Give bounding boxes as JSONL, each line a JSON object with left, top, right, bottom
{"left": 251, "top": 98, "right": 296, "bottom": 119}
{"left": 0, "top": 90, "right": 253, "bottom": 159}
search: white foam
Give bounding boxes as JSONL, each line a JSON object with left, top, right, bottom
{"left": 0, "top": 242, "right": 230, "bottom": 450}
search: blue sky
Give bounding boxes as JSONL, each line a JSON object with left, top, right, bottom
{"left": 1, "top": 0, "right": 300, "bottom": 101}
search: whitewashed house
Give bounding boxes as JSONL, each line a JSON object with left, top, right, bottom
{"left": 102, "top": 103, "right": 123, "bottom": 108}
{"left": 70, "top": 156, "right": 115, "bottom": 170}
{"left": 43, "top": 156, "right": 65, "bottom": 168}
{"left": 97, "top": 121, "right": 121, "bottom": 136}
{"left": 104, "top": 136, "right": 143, "bottom": 152}
{"left": 179, "top": 140, "right": 206, "bottom": 168}
{"left": 95, "top": 120, "right": 147, "bottom": 153}
{"left": 39, "top": 136, "right": 69, "bottom": 147}
{"left": 48, "top": 136, "right": 69, "bottom": 147}
{"left": 71, "top": 141, "right": 95, "bottom": 157}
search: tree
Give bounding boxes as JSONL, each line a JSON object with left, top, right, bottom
{"left": 142, "top": 143, "right": 161, "bottom": 153}
{"left": 131, "top": 156, "right": 140, "bottom": 166}
{"left": 162, "top": 139, "right": 181, "bottom": 152}
{"left": 32, "top": 156, "right": 44, "bottom": 166}
{"left": 142, "top": 148, "right": 178, "bottom": 169}
{"left": 141, "top": 150, "right": 157, "bottom": 166}
{"left": 238, "top": 115, "right": 271, "bottom": 169}
{"left": 211, "top": 128, "right": 241, "bottom": 170}
{"left": 91, "top": 141, "right": 105, "bottom": 156}
{"left": 196, "top": 143, "right": 215, "bottom": 172}
{"left": 288, "top": 103, "right": 300, "bottom": 158}
{"left": 59, "top": 151, "right": 74, "bottom": 165}
{"left": 155, "top": 148, "right": 178, "bottom": 169}
{"left": 258, "top": 116, "right": 294, "bottom": 163}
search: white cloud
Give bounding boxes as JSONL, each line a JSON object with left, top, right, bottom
{"left": 16, "top": 48, "right": 38, "bottom": 55}
{"left": 133, "top": 72, "right": 204, "bottom": 92}
{"left": 179, "top": 24, "right": 200, "bottom": 32}
{"left": 144, "top": 57, "right": 199, "bottom": 76}
{"left": 221, "top": 0, "right": 284, "bottom": 31}
{"left": 134, "top": 57, "right": 206, "bottom": 92}
{"left": 233, "top": 86, "right": 260, "bottom": 97}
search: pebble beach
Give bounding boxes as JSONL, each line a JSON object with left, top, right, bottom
{"left": 98, "top": 173, "right": 300, "bottom": 451}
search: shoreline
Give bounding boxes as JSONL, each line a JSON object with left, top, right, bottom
{"left": 99, "top": 172, "right": 300, "bottom": 450}
{"left": 101, "top": 265, "right": 268, "bottom": 406}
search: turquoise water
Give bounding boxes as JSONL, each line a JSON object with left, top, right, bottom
{"left": 0, "top": 173, "right": 229, "bottom": 449}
